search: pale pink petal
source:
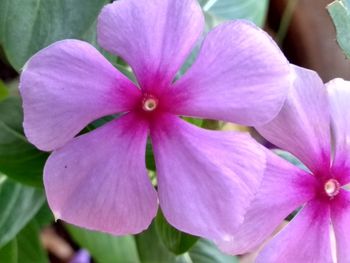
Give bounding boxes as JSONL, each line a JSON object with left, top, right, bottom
{"left": 167, "top": 20, "right": 290, "bottom": 126}
{"left": 330, "top": 190, "right": 350, "bottom": 263}
{"left": 150, "top": 114, "right": 265, "bottom": 240}
{"left": 20, "top": 39, "right": 140, "bottom": 151}
{"left": 217, "top": 150, "right": 317, "bottom": 254}
{"left": 97, "top": 0, "right": 204, "bottom": 90}
{"left": 256, "top": 200, "right": 332, "bottom": 263}
{"left": 327, "top": 79, "right": 350, "bottom": 168}
{"left": 44, "top": 113, "right": 158, "bottom": 235}
{"left": 257, "top": 65, "right": 331, "bottom": 173}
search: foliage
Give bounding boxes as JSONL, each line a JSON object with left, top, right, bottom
{"left": 328, "top": 0, "right": 350, "bottom": 58}
{"left": 0, "top": 0, "right": 109, "bottom": 71}
{"left": 200, "top": 0, "right": 269, "bottom": 28}
{"left": 0, "top": 97, "right": 48, "bottom": 187}
{"left": 0, "top": 175, "right": 45, "bottom": 247}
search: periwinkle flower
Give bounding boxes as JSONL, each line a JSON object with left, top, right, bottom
{"left": 218, "top": 65, "right": 350, "bottom": 262}
{"left": 19, "top": 0, "right": 290, "bottom": 240}
{"left": 70, "top": 250, "right": 90, "bottom": 263}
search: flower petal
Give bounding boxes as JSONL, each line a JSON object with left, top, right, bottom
{"left": 257, "top": 65, "right": 331, "bottom": 173}
{"left": 217, "top": 150, "right": 317, "bottom": 255}
{"left": 97, "top": 0, "right": 204, "bottom": 91}
{"left": 330, "top": 190, "right": 350, "bottom": 263}
{"left": 327, "top": 79, "right": 350, "bottom": 169}
{"left": 150, "top": 114, "right": 265, "bottom": 241}
{"left": 168, "top": 20, "right": 290, "bottom": 126}
{"left": 20, "top": 39, "right": 140, "bottom": 151}
{"left": 44, "top": 113, "right": 158, "bottom": 235}
{"left": 256, "top": 200, "right": 332, "bottom": 263}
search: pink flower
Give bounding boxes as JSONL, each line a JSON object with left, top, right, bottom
{"left": 218, "top": 65, "right": 350, "bottom": 262}
{"left": 19, "top": 0, "right": 290, "bottom": 239}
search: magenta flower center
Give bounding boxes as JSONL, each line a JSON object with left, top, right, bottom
{"left": 324, "top": 178, "right": 340, "bottom": 197}
{"left": 142, "top": 94, "right": 158, "bottom": 112}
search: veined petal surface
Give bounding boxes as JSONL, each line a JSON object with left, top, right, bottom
{"left": 44, "top": 113, "right": 158, "bottom": 235}
{"left": 150, "top": 114, "right": 265, "bottom": 241}
{"left": 256, "top": 200, "right": 332, "bottom": 263}
{"left": 97, "top": 0, "right": 204, "bottom": 91}
{"left": 217, "top": 150, "right": 316, "bottom": 254}
{"left": 20, "top": 40, "right": 140, "bottom": 151}
{"left": 327, "top": 79, "right": 350, "bottom": 169}
{"left": 257, "top": 65, "right": 331, "bottom": 173}
{"left": 169, "top": 20, "right": 290, "bottom": 126}
{"left": 330, "top": 190, "right": 350, "bottom": 263}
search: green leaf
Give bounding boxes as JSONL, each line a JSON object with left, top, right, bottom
{"left": 0, "top": 219, "right": 49, "bottom": 263}
{"left": 82, "top": 19, "right": 116, "bottom": 63}
{"left": 273, "top": 149, "right": 309, "bottom": 172}
{"left": 183, "top": 117, "right": 204, "bottom": 127}
{"left": 0, "top": 175, "right": 45, "bottom": 247}
{"left": 16, "top": 220, "right": 49, "bottom": 263}
{"left": 0, "top": 80, "right": 9, "bottom": 101}
{"left": 34, "top": 202, "right": 54, "bottom": 228}
{"left": 1, "top": 0, "right": 109, "bottom": 71}
{"left": 66, "top": 224, "right": 140, "bottom": 263}
{"left": 201, "top": 0, "right": 270, "bottom": 27}
{"left": 328, "top": 0, "right": 350, "bottom": 58}
{"left": 145, "top": 141, "right": 156, "bottom": 171}
{"left": 0, "top": 97, "right": 48, "bottom": 187}
{"left": 0, "top": 239, "right": 17, "bottom": 263}
{"left": 135, "top": 223, "right": 185, "bottom": 263}
{"left": 189, "top": 239, "right": 238, "bottom": 263}
{"left": 0, "top": 0, "right": 11, "bottom": 44}
{"left": 136, "top": 222, "right": 238, "bottom": 263}
{"left": 2, "top": 78, "right": 20, "bottom": 98}
{"left": 155, "top": 211, "right": 198, "bottom": 255}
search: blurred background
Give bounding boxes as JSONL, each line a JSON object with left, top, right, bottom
{"left": 268, "top": 0, "right": 350, "bottom": 82}
{"left": 0, "top": 0, "right": 349, "bottom": 262}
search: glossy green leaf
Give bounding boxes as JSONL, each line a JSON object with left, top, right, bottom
{"left": 200, "top": 0, "right": 269, "bottom": 27}
{"left": 66, "top": 224, "right": 140, "bottom": 263}
{"left": 16, "top": 220, "right": 49, "bottom": 263}
{"left": 1, "top": 0, "right": 108, "bottom": 71}
{"left": 155, "top": 211, "right": 198, "bottom": 255}
{"left": 0, "top": 239, "right": 17, "bottom": 263}
{"left": 0, "top": 97, "right": 48, "bottom": 187}
{"left": 273, "top": 149, "right": 309, "bottom": 172}
{"left": 0, "top": 175, "right": 45, "bottom": 247}
{"left": 328, "top": 0, "right": 350, "bottom": 58}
